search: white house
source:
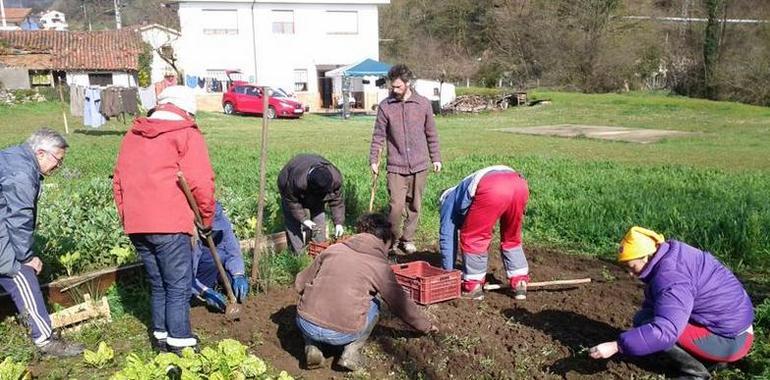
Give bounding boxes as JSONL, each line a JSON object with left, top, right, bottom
{"left": 137, "top": 24, "right": 181, "bottom": 83}
{"left": 39, "top": 10, "right": 68, "bottom": 31}
{"left": 176, "top": 0, "right": 389, "bottom": 110}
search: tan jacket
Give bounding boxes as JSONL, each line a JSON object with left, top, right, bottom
{"left": 294, "top": 233, "right": 432, "bottom": 334}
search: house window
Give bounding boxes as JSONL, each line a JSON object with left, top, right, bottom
{"left": 202, "top": 9, "right": 238, "bottom": 35}
{"left": 272, "top": 10, "right": 294, "bottom": 34}
{"left": 294, "top": 69, "right": 308, "bottom": 92}
{"left": 29, "top": 70, "right": 52, "bottom": 86}
{"left": 326, "top": 11, "right": 357, "bottom": 34}
{"left": 88, "top": 73, "right": 113, "bottom": 86}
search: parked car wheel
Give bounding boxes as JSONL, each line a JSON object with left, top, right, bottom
{"left": 223, "top": 102, "right": 235, "bottom": 115}
{"left": 266, "top": 106, "right": 276, "bottom": 119}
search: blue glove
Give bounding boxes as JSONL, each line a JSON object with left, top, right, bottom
{"left": 201, "top": 288, "right": 226, "bottom": 312}
{"left": 231, "top": 275, "right": 250, "bottom": 303}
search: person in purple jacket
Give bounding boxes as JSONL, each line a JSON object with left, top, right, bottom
{"left": 589, "top": 226, "right": 754, "bottom": 380}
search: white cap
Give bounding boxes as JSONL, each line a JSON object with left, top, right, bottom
{"left": 158, "top": 85, "right": 197, "bottom": 116}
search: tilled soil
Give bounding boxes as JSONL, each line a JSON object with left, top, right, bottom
{"left": 192, "top": 247, "right": 671, "bottom": 379}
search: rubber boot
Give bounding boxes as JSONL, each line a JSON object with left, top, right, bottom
{"left": 663, "top": 345, "right": 711, "bottom": 380}
{"left": 39, "top": 338, "right": 85, "bottom": 358}
{"left": 304, "top": 340, "right": 324, "bottom": 369}
{"left": 338, "top": 316, "right": 378, "bottom": 371}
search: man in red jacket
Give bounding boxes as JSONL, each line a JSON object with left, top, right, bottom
{"left": 113, "top": 85, "right": 215, "bottom": 355}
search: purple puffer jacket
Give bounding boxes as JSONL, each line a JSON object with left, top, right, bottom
{"left": 618, "top": 240, "right": 754, "bottom": 356}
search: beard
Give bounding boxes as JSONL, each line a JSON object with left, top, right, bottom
{"left": 391, "top": 89, "right": 406, "bottom": 101}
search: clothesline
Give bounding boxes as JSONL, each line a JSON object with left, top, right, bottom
{"left": 69, "top": 85, "right": 139, "bottom": 129}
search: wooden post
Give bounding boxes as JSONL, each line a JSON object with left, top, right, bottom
{"left": 250, "top": 86, "right": 270, "bottom": 291}
{"left": 57, "top": 77, "right": 69, "bottom": 134}
{"left": 368, "top": 147, "right": 382, "bottom": 212}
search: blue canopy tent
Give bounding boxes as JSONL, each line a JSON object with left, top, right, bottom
{"left": 325, "top": 59, "right": 392, "bottom": 118}
{"left": 325, "top": 58, "right": 392, "bottom": 77}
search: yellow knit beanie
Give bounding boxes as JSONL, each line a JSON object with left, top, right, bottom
{"left": 618, "top": 226, "right": 665, "bottom": 262}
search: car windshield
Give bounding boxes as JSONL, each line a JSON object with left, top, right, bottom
{"left": 269, "top": 88, "right": 289, "bottom": 98}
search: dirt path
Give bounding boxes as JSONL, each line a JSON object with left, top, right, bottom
{"left": 192, "top": 248, "right": 672, "bottom": 379}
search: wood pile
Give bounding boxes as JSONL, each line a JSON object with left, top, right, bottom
{"left": 442, "top": 92, "right": 529, "bottom": 114}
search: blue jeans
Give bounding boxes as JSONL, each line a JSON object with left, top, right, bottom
{"left": 296, "top": 299, "right": 380, "bottom": 346}
{"left": 130, "top": 233, "right": 194, "bottom": 345}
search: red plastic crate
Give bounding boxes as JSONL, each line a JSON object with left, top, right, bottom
{"left": 307, "top": 237, "right": 351, "bottom": 257}
{"left": 391, "top": 261, "right": 461, "bottom": 305}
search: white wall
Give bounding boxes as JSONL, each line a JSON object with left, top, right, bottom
{"left": 177, "top": 1, "right": 383, "bottom": 107}
{"left": 66, "top": 72, "right": 137, "bottom": 87}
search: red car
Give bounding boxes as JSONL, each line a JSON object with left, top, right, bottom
{"left": 222, "top": 83, "right": 304, "bottom": 119}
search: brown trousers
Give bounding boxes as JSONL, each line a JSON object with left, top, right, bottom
{"left": 387, "top": 170, "right": 428, "bottom": 243}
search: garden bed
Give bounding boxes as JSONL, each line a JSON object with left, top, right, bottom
{"left": 190, "top": 247, "right": 673, "bottom": 379}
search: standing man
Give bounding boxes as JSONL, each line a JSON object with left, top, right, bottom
{"left": 191, "top": 201, "right": 249, "bottom": 312}
{"left": 113, "top": 86, "right": 215, "bottom": 354}
{"left": 369, "top": 64, "right": 441, "bottom": 255}
{"left": 278, "top": 154, "right": 345, "bottom": 254}
{"left": 438, "top": 166, "right": 530, "bottom": 300}
{"left": 0, "top": 128, "right": 84, "bottom": 357}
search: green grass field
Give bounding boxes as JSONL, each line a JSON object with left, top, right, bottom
{"left": 1, "top": 90, "right": 768, "bottom": 277}
{"left": 1, "top": 90, "right": 769, "bottom": 378}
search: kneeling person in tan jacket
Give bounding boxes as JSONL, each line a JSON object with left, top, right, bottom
{"left": 294, "top": 213, "right": 438, "bottom": 371}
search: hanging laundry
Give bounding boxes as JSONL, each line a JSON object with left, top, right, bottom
{"left": 198, "top": 77, "right": 206, "bottom": 88}
{"left": 69, "top": 85, "right": 85, "bottom": 117}
{"left": 138, "top": 85, "right": 157, "bottom": 110}
{"left": 100, "top": 87, "right": 119, "bottom": 117}
{"left": 83, "top": 87, "right": 106, "bottom": 128}
{"left": 120, "top": 87, "right": 139, "bottom": 115}
{"left": 186, "top": 75, "right": 198, "bottom": 88}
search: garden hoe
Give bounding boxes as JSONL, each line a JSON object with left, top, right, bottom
{"left": 177, "top": 172, "right": 242, "bottom": 321}
{"left": 483, "top": 278, "right": 592, "bottom": 291}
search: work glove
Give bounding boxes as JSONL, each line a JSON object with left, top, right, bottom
{"left": 302, "top": 220, "right": 316, "bottom": 230}
{"left": 231, "top": 275, "right": 250, "bottom": 303}
{"left": 334, "top": 224, "right": 344, "bottom": 238}
{"left": 432, "top": 161, "right": 442, "bottom": 173}
{"left": 201, "top": 288, "right": 226, "bottom": 312}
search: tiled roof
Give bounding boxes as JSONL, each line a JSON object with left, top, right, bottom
{"left": 0, "top": 30, "right": 143, "bottom": 71}
{"left": 2, "top": 8, "right": 32, "bottom": 24}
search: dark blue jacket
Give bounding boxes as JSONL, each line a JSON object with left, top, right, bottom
{"left": 0, "top": 144, "right": 42, "bottom": 276}
{"left": 191, "top": 202, "right": 243, "bottom": 296}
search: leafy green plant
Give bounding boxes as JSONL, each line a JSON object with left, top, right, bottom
{"left": 110, "top": 353, "right": 165, "bottom": 380}
{"left": 0, "top": 357, "right": 30, "bottom": 380}
{"left": 110, "top": 339, "right": 283, "bottom": 380}
{"left": 59, "top": 251, "right": 82, "bottom": 277}
{"left": 600, "top": 266, "right": 617, "bottom": 282}
{"left": 83, "top": 342, "right": 115, "bottom": 369}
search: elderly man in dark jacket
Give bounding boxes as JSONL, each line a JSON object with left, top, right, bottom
{"left": 0, "top": 128, "right": 84, "bottom": 357}
{"left": 277, "top": 154, "right": 345, "bottom": 254}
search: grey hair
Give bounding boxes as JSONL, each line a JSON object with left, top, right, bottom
{"left": 26, "top": 128, "right": 69, "bottom": 152}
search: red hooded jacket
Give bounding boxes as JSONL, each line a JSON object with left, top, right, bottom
{"left": 113, "top": 105, "right": 215, "bottom": 234}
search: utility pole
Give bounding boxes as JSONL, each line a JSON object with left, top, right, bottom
{"left": 1, "top": 0, "right": 8, "bottom": 29}
{"left": 113, "top": 0, "right": 122, "bottom": 29}
{"left": 82, "top": 1, "right": 92, "bottom": 31}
